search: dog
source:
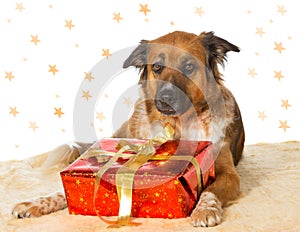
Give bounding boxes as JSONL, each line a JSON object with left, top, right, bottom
{"left": 12, "top": 31, "right": 244, "bottom": 227}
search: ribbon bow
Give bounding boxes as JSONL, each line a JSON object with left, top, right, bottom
{"left": 93, "top": 123, "right": 175, "bottom": 228}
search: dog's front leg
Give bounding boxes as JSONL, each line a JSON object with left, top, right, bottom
{"left": 12, "top": 191, "right": 67, "bottom": 218}
{"left": 191, "top": 143, "right": 240, "bottom": 227}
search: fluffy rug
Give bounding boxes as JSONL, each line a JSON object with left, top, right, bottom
{"left": 1, "top": 142, "right": 300, "bottom": 232}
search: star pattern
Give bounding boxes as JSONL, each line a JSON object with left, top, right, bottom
{"left": 101, "top": 49, "right": 111, "bottom": 59}
{"left": 248, "top": 68, "right": 257, "bottom": 78}
{"left": 274, "top": 71, "right": 284, "bottom": 81}
{"left": 281, "top": 100, "right": 291, "bottom": 110}
{"left": 274, "top": 42, "right": 285, "bottom": 54}
{"left": 65, "top": 20, "right": 75, "bottom": 30}
{"left": 113, "top": 12, "right": 123, "bottom": 23}
{"left": 4, "top": 71, "right": 15, "bottom": 81}
{"left": 123, "top": 97, "right": 132, "bottom": 107}
{"left": 195, "top": 7, "right": 204, "bottom": 16}
{"left": 48, "top": 64, "right": 59, "bottom": 75}
{"left": 84, "top": 72, "right": 94, "bottom": 82}
{"left": 16, "top": 3, "right": 25, "bottom": 12}
{"left": 9, "top": 107, "right": 19, "bottom": 117}
{"left": 277, "top": 5, "right": 287, "bottom": 16}
{"left": 30, "top": 35, "right": 40, "bottom": 45}
{"left": 258, "top": 111, "right": 267, "bottom": 121}
{"left": 96, "top": 112, "right": 106, "bottom": 122}
{"left": 82, "top": 90, "right": 92, "bottom": 100}
{"left": 279, "top": 120, "right": 290, "bottom": 132}
{"left": 29, "top": 121, "right": 39, "bottom": 132}
{"left": 54, "top": 107, "right": 64, "bottom": 118}
{"left": 0, "top": 1, "right": 299, "bottom": 160}
{"left": 256, "top": 27, "right": 265, "bottom": 37}
{"left": 139, "top": 4, "right": 151, "bottom": 16}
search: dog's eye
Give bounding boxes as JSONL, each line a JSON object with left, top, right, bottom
{"left": 152, "top": 63, "right": 163, "bottom": 74}
{"left": 183, "top": 63, "right": 195, "bottom": 75}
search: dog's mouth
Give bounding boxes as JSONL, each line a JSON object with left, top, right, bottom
{"left": 155, "top": 99, "right": 177, "bottom": 115}
{"left": 154, "top": 90, "right": 191, "bottom": 116}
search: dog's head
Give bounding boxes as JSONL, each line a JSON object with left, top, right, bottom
{"left": 123, "top": 31, "right": 239, "bottom": 116}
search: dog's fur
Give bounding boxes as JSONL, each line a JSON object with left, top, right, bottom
{"left": 12, "top": 31, "right": 244, "bottom": 227}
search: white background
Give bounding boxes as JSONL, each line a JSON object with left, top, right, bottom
{"left": 0, "top": 0, "right": 299, "bottom": 160}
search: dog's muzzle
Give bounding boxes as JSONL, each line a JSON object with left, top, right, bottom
{"left": 155, "top": 83, "right": 191, "bottom": 116}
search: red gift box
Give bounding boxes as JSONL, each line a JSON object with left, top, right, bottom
{"left": 60, "top": 139, "right": 215, "bottom": 219}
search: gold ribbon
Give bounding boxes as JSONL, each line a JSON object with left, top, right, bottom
{"left": 91, "top": 123, "right": 202, "bottom": 228}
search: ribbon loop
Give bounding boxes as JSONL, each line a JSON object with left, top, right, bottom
{"left": 92, "top": 123, "right": 203, "bottom": 227}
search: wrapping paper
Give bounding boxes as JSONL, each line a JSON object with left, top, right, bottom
{"left": 60, "top": 139, "right": 214, "bottom": 219}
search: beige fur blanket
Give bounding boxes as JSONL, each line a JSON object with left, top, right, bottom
{"left": 1, "top": 142, "right": 300, "bottom": 232}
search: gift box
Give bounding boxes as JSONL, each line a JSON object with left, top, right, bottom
{"left": 60, "top": 138, "right": 215, "bottom": 219}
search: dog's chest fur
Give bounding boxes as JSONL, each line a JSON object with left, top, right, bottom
{"left": 129, "top": 100, "right": 228, "bottom": 144}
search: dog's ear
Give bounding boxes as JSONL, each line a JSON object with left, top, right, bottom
{"left": 123, "top": 40, "right": 148, "bottom": 85}
{"left": 123, "top": 40, "right": 148, "bottom": 68}
{"left": 200, "top": 31, "right": 239, "bottom": 81}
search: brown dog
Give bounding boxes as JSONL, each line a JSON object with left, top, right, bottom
{"left": 12, "top": 31, "right": 244, "bottom": 227}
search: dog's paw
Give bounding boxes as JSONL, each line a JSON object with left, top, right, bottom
{"left": 12, "top": 192, "right": 67, "bottom": 218}
{"left": 12, "top": 201, "right": 44, "bottom": 218}
{"left": 190, "top": 192, "right": 223, "bottom": 227}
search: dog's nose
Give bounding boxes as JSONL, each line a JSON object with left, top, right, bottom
{"left": 159, "top": 93, "right": 175, "bottom": 105}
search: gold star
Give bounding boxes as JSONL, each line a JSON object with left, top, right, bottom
{"left": 274, "top": 71, "right": 284, "bottom": 81}
{"left": 174, "top": 180, "right": 179, "bottom": 185}
{"left": 82, "top": 90, "right": 92, "bottom": 100}
{"left": 79, "top": 197, "right": 84, "bottom": 202}
{"left": 5, "top": 71, "right": 15, "bottom": 81}
{"left": 139, "top": 4, "right": 151, "bottom": 16}
{"left": 277, "top": 5, "right": 287, "bottom": 16}
{"left": 123, "top": 97, "right": 132, "bottom": 107}
{"left": 84, "top": 72, "right": 94, "bottom": 82}
{"left": 154, "top": 192, "right": 160, "bottom": 197}
{"left": 178, "top": 197, "right": 183, "bottom": 203}
{"left": 281, "top": 99, "right": 291, "bottom": 110}
{"left": 30, "top": 35, "right": 40, "bottom": 45}
{"left": 29, "top": 121, "right": 39, "bottom": 132}
{"left": 256, "top": 27, "right": 265, "bottom": 37}
{"left": 65, "top": 20, "right": 75, "bottom": 30}
{"left": 279, "top": 120, "right": 290, "bottom": 132}
{"left": 54, "top": 107, "right": 64, "bottom": 118}
{"left": 195, "top": 6, "right": 204, "bottom": 16}
{"left": 96, "top": 112, "right": 105, "bottom": 122}
{"left": 48, "top": 64, "right": 59, "bottom": 75}
{"left": 248, "top": 68, "right": 257, "bottom": 78}
{"left": 9, "top": 107, "right": 19, "bottom": 117}
{"left": 113, "top": 12, "right": 123, "bottom": 23}
{"left": 76, "top": 179, "right": 81, "bottom": 185}
{"left": 258, "top": 111, "right": 267, "bottom": 121}
{"left": 101, "top": 49, "right": 111, "bottom": 59}
{"left": 16, "top": 3, "right": 25, "bottom": 12}
{"left": 274, "top": 42, "right": 285, "bottom": 54}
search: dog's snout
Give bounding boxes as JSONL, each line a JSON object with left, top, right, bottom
{"left": 159, "top": 92, "right": 176, "bottom": 105}
{"left": 155, "top": 91, "right": 177, "bottom": 115}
